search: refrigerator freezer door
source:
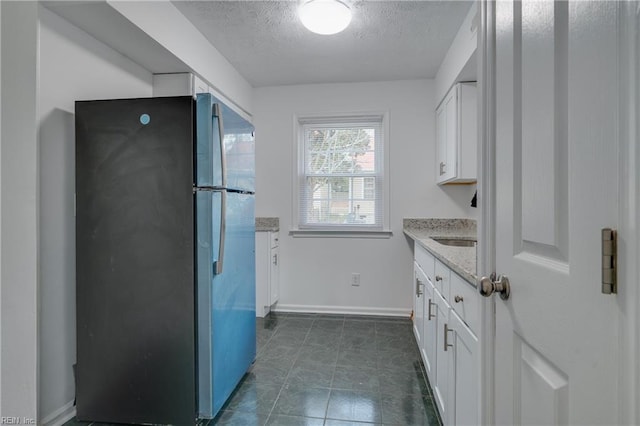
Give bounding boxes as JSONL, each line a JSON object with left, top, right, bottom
{"left": 211, "top": 192, "right": 256, "bottom": 416}
{"left": 220, "top": 103, "right": 255, "bottom": 193}
{"left": 199, "top": 93, "right": 255, "bottom": 193}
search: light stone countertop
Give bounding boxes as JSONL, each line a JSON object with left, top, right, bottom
{"left": 255, "top": 217, "right": 279, "bottom": 232}
{"left": 403, "top": 218, "right": 478, "bottom": 286}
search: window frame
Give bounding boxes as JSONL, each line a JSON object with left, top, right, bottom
{"left": 291, "top": 112, "right": 391, "bottom": 238}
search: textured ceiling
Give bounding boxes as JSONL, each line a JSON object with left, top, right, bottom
{"left": 172, "top": 1, "right": 474, "bottom": 87}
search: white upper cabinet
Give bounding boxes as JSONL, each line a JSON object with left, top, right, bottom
{"left": 435, "top": 82, "right": 477, "bottom": 185}
{"left": 256, "top": 231, "right": 280, "bottom": 318}
{"left": 152, "top": 72, "right": 209, "bottom": 97}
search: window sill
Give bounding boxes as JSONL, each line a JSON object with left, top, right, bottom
{"left": 289, "top": 229, "right": 393, "bottom": 239}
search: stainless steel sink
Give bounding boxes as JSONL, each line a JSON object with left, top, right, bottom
{"left": 432, "top": 237, "right": 477, "bottom": 247}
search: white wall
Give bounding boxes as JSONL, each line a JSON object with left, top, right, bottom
{"left": 254, "top": 80, "right": 476, "bottom": 315}
{"left": 0, "top": 0, "right": 3, "bottom": 415}
{"left": 38, "top": 6, "right": 153, "bottom": 423}
{"left": 1, "top": 1, "right": 252, "bottom": 421}
{"left": 1, "top": 2, "right": 39, "bottom": 421}
{"left": 435, "top": 2, "right": 478, "bottom": 104}
{"left": 107, "top": 0, "right": 253, "bottom": 115}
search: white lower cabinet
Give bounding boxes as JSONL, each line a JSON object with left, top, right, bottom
{"left": 413, "top": 263, "right": 426, "bottom": 349}
{"left": 422, "top": 278, "right": 437, "bottom": 385}
{"left": 434, "top": 289, "right": 453, "bottom": 424}
{"left": 413, "top": 242, "right": 478, "bottom": 425}
{"left": 256, "top": 231, "right": 279, "bottom": 317}
{"left": 448, "top": 310, "right": 479, "bottom": 426}
{"left": 269, "top": 232, "right": 280, "bottom": 304}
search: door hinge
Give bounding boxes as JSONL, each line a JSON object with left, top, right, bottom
{"left": 601, "top": 228, "right": 617, "bottom": 294}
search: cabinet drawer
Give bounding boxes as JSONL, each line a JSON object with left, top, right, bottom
{"left": 449, "top": 272, "right": 478, "bottom": 335}
{"left": 414, "top": 244, "right": 435, "bottom": 282}
{"left": 270, "top": 232, "right": 279, "bottom": 249}
{"left": 434, "top": 259, "right": 451, "bottom": 299}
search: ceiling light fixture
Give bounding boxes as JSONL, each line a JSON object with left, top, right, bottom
{"left": 298, "top": 0, "right": 352, "bottom": 35}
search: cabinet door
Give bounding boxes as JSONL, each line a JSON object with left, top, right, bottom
{"left": 422, "top": 278, "right": 437, "bottom": 386}
{"left": 435, "top": 83, "right": 477, "bottom": 185}
{"left": 255, "top": 232, "right": 270, "bottom": 317}
{"left": 436, "top": 88, "right": 457, "bottom": 183}
{"left": 436, "top": 102, "right": 448, "bottom": 182}
{"left": 413, "top": 263, "right": 426, "bottom": 348}
{"left": 444, "top": 88, "right": 458, "bottom": 181}
{"left": 448, "top": 310, "right": 478, "bottom": 426}
{"left": 433, "top": 289, "right": 452, "bottom": 424}
{"left": 269, "top": 243, "right": 279, "bottom": 305}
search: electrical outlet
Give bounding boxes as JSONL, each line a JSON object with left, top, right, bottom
{"left": 351, "top": 273, "right": 360, "bottom": 286}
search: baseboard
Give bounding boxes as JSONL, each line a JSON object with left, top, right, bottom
{"left": 273, "top": 303, "right": 410, "bottom": 318}
{"left": 41, "top": 400, "right": 75, "bottom": 426}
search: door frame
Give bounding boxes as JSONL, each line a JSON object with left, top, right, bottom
{"left": 477, "top": 0, "right": 496, "bottom": 424}
{"left": 617, "top": 1, "right": 640, "bottom": 422}
{"left": 477, "top": 0, "right": 640, "bottom": 424}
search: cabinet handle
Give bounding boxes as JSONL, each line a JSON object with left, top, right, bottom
{"left": 444, "top": 323, "right": 454, "bottom": 351}
{"left": 439, "top": 161, "right": 446, "bottom": 176}
{"left": 273, "top": 254, "right": 278, "bottom": 266}
{"left": 454, "top": 295, "right": 463, "bottom": 303}
{"left": 428, "top": 299, "right": 435, "bottom": 320}
{"left": 415, "top": 278, "right": 424, "bottom": 296}
{"left": 435, "top": 275, "right": 443, "bottom": 282}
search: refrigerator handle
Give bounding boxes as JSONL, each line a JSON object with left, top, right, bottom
{"left": 214, "top": 190, "right": 226, "bottom": 275}
{"left": 213, "top": 103, "right": 227, "bottom": 188}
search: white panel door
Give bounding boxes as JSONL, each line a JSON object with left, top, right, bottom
{"left": 494, "top": 0, "right": 620, "bottom": 424}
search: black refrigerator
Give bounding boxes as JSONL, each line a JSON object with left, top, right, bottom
{"left": 75, "top": 95, "right": 256, "bottom": 424}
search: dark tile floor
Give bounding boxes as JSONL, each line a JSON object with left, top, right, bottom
{"left": 64, "top": 313, "right": 441, "bottom": 426}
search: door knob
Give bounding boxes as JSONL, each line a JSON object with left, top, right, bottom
{"left": 479, "top": 273, "right": 511, "bottom": 300}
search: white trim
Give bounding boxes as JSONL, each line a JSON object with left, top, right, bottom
{"left": 2, "top": 2, "right": 40, "bottom": 419}
{"left": 478, "top": 1, "right": 496, "bottom": 425}
{"left": 40, "top": 400, "right": 75, "bottom": 426}
{"left": 0, "top": 1, "right": 3, "bottom": 416}
{"left": 617, "top": 2, "right": 639, "bottom": 424}
{"left": 635, "top": 4, "right": 640, "bottom": 421}
{"left": 273, "top": 304, "right": 409, "bottom": 318}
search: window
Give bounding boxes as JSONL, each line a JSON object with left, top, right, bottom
{"left": 294, "top": 114, "right": 389, "bottom": 234}
{"left": 363, "top": 177, "right": 375, "bottom": 200}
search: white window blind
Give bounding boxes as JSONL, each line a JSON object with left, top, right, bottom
{"left": 297, "top": 116, "right": 384, "bottom": 230}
